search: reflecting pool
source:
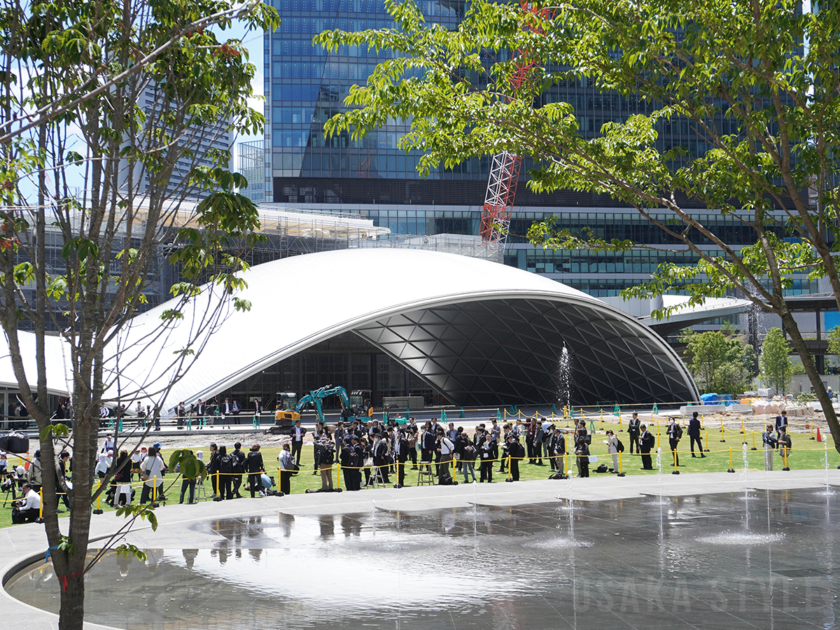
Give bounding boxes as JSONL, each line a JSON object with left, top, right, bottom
{"left": 7, "top": 489, "right": 840, "bottom": 629}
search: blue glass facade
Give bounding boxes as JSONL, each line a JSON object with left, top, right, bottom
{"left": 264, "top": 1, "right": 818, "bottom": 300}
{"left": 265, "top": 0, "right": 469, "bottom": 202}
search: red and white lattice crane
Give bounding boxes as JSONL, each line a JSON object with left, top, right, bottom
{"left": 478, "top": 1, "right": 552, "bottom": 245}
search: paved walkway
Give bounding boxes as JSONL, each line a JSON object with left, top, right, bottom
{"left": 2, "top": 468, "right": 837, "bottom": 629}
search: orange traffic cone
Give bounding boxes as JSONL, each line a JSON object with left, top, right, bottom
{"left": 817, "top": 427, "right": 822, "bottom": 442}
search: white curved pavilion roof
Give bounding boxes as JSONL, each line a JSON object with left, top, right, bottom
{"left": 0, "top": 249, "right": 700, "bottom": 409}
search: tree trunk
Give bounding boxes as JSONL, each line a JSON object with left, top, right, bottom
{"left": 57, "top": 565, "right": 86, "bottom": 630}
{"left": 781, "top": 308, "right": 840, "bottom": 452}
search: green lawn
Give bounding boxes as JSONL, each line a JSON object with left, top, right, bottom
{"left": 1, "top": 421, "right": 836, "bottom": 529}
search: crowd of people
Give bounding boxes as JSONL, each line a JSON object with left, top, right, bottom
{"left": 1, "top": 408, "right": 803, "bottom": 524}
{"left": 291, "top": 415, "right": 599, "bottom": 489}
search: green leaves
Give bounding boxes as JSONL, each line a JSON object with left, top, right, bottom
{"left": 115, "top": 543, "right": 147, "bottom": 562}
{"left": 168, "top": 449, "right": 207, "bottom": 481}
{"left": 759, "top": 328, "right": 793, "bottom": 394}
{"left": 115, "top": 504, "right": 158, "bottom": 531}
{"left": 61, "top": 238, "right": 99, "bottom": 262}
{"left": 56, "top": 535, "right": 75, "bottom": 556}
{"left": 40, "top": 423, "right": 70, "bottom": 441}
{"left": 682, "top": 329, "right": 756, "bottom": 394}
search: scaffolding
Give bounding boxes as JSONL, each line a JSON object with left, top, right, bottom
{"left": 351, "top": 232, "right": 503, "bottom": 262}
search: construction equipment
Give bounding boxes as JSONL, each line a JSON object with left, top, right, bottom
{"left": 478, "top": 1, "right": 554, "bottom": 246}
{"left": 271, "top": 392, "right": 300, "bottom": 429}
{"left": 267, "top": 385, "right": 368, "bottom": 434}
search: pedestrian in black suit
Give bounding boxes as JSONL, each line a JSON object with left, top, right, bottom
{"left": 395, "top": 430, "right": 409, "bottom": 488}
{"left": 289, "top": 420, "right": 307, "bottom": 466}
{"left": 421, "top": 422, "right": 436, "bottom": 470}
{"left": 775, "top": 410, "right": 788, "bottom": 437}
{"left": 506, "top": 436, "right": 524, "bottom": 481}
{"left": 351, "top": 438, "right": 364, "bottom": 491}
{"left": 574, "top": 437, "right": 590, "bottom": 477}
{"left": 627, "top": 412, "right": 641, "bottom": 454}
{"left": 373, "top": 435, "right": 391, "bottom": 484}
{"left": 667, "top": 418, "right": 682, "bottom": 467}
{"left": 245, "top": 445, "right": 265, "bottom": 498}
{"left": 639, "top": 425, "right": 655, "bottom": 470}
{"left": 479, "top": 432, "right": 497, "bottom": 482}
{"left": 688, "top": 412, "right": 705, "bottom": 457}
{"left": 340, "top": 438, "right": 353, "bottom": 491}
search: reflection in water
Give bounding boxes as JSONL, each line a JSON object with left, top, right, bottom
{"left": 6, "top": 490, "right": 840, "bottom": 630}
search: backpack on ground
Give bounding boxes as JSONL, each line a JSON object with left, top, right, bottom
{"left": 549, "top": 472, "right": 567, "bottom": 480}
{"left": 615, "top": 438, "right": 625, "bottom": 453}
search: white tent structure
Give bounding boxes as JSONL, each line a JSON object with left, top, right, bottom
{"left": 0, "top": 249, "right": 700, "bottom": 411}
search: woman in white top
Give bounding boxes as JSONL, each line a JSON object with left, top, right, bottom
{"left": 605, "top": 430, "right": 620, "bottom": 473}
{"left": 139, "top": 446, "right": 165, "bottom": 504}
{"left": 95, "top": 452, "right": 112, "bottom": 479}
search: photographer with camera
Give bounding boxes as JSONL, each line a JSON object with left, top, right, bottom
{"left": 13, "top": 482, "right": 41, "bottom": 523}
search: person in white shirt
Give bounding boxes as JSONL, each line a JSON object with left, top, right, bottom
{"left": 437, "top": 428, "right": 455, "bottom": 479}
{"left": 15, "top": 482, "right": 41, "bottom": 522}
{"left": 139, "top": 447, "right": 166, "bottom": 504}
{"left": 95, "top": 452, "right": 112, "bottom": 479}
{"left": 99, "top": 404, "right": 110, "bottom": 426}
{"left": 102, "top": 433, "right": 115, "bottom": 453}
{"left": 605, "top": 430, "right": 620, "bottom": 473}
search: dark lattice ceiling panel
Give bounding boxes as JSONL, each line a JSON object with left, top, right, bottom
{"left": 353, "top": 298, "right": 698, "bottom": 407}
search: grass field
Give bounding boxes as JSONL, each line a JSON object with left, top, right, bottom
{"left": 1, "top": 420, "right": 836, "bottom": 530}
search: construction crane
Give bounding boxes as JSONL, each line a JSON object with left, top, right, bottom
{"left": 478, "top": 1, "right": 553, "bottom": 246}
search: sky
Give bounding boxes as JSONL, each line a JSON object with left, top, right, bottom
{"left": 226, "top": 20, "right": 267, "bottom": 159}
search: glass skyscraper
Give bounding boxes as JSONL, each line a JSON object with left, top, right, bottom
{"left": 263, "top": 0, "right": 817, "bottom": 298}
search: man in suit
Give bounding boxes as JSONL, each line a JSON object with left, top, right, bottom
{"left": 627, "top": 412, "right": 641, "bottom": 454}
{"left": 350, "top": 436, "right": 364, "bottom": 491}
{"left": 688, "top": 411, "right": 705, "bottom": 458}
{"left": 639, "top": 424, "right": 655, "bottom": 470}
{"left": 574, "top": 436, "right": 590, "bottom": 478}
{"left": 373, "top": 434, "right": 391, "bottom": 484}
{"left": 506, "top": 435, "right": 525, "bottom": 481}
{"left": 667, "top": 417, "right": 683, "bottom": 467}
{"left": 231, "top": 442, "right": 246, "bottom": 497}
{"left": 422, "top": 423, "right": 437, "bottom": 470}
{"left": 340, "top": 437, "right": 353, "bottom": 491}
{"left": 479, "top": 431, "right": 497, "bottom": 482}
{"left": 548, "top": 428, "right": 566, "bottom": 475}
{"left": 394, "top": 429, "right": 409, "bottom": 488}
{"left": 775, "top": 410, "right": 788, "bottom": 437}
{"left": 289, "top": 420, "right": 307, "bottom": 466}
